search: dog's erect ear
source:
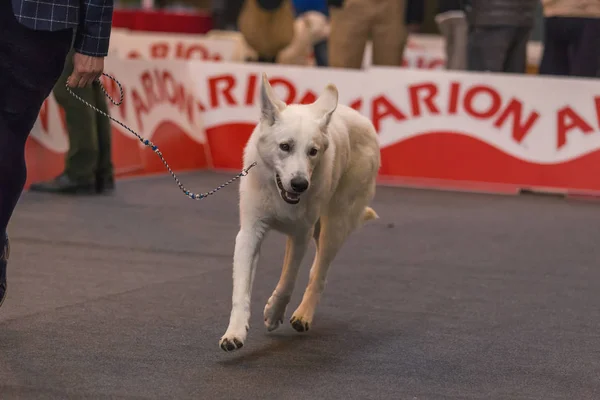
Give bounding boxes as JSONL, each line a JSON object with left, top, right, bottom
{"left": 261, "top": 72, "right": 286, "bottom": 125}
{"left": 312, "top": 83, "right": 338, "bottom": 133}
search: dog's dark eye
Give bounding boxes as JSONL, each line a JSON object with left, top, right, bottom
{"left": 308, "top": 148, "right": 318, "bottom": 156}
{"left": 279, "top": 143, "right": 290, "bottom": 152}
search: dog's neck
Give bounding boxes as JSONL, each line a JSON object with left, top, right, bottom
{"left": 249, "top": 161, "right": 278, "bottom": 189}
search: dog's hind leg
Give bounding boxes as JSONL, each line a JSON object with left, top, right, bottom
{"left": 220, "top": 225, "right": 267, "bottom": 352}
{"left": 264, "top": 231, "right": 311, "bottom": 332}
{"left": 290, "top": 214, "right": 353, "bottom": 332}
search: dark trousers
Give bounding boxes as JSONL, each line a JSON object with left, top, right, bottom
{"left": 52, "top": 47, "right": 114, "bottom": 183}
{"left": 539, "top": 17, "right": 600, "bottom": 78}
{"left": 467, "top": 25, "right": 532, "bottom": 73}
{"left": 313, "top": 39, "right": 328, "bottom": 67}
{"left": 0, "top": 1, "right": 72, "bottom": 238}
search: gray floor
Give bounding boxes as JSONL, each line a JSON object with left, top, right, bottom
{"left": 1, "top": 171, "right": 599, "bottom": 400}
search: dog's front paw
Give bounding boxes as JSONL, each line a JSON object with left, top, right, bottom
{"left": 289, "top": 314, "right": 312, "bottom": 333}
{"left": 263, "top": 292, "right": 291, "bottom": 332}
{"left": 219, "top": 329, "right": 248, "bottom": 352}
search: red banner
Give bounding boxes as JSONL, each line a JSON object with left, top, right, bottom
{"left": 26, "top": 59, "right": 600, "bottom": 196}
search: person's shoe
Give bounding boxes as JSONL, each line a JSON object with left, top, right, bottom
{"left": 29, "top": 173, "right": 95, "bottom": 195}
{"left": 0, "top": 235, "right": 10, "bottom": 309}
{"left": 95, "top": 175, "right": 115, "bottom": 194}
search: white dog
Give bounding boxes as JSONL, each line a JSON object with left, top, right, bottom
{"left": 219, "top": 73, "right": 381, "bottom": 351}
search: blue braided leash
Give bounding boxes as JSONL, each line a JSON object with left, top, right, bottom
{"left": 65, "top": 73, "right": 257, "bottom": 200}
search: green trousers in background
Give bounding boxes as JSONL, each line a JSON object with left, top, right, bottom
{"left": 52, "top": 48, "right": 114, "bottom": 184}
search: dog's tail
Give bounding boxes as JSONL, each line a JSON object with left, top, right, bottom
{"left": 362, "top": 206, "right": 379, "bottom": 223}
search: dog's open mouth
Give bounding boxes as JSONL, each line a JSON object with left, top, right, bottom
{"left": 276, "top": 174, "right": 301, "bottom": 205}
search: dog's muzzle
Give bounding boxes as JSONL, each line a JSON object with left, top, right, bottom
{"left": 276, "top": 174, "right": 301, "bottom": 205}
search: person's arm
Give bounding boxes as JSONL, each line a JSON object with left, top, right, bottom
{"left": 67, "top": 0, "right": 114, "bottom": 88}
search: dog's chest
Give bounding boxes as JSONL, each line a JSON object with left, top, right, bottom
{"left": 272, "top": 202, "right": 308, "bottom": 222}
{"left": 267, "top": 201, "right": 317, "bottom": 234}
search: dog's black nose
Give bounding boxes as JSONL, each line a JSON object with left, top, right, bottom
{"left": 290, "top": 177, "right": 309, "bottom": 193}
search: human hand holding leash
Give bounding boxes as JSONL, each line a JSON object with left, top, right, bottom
{"left": 67, "top": 52, "right": 104, "bottom": 88}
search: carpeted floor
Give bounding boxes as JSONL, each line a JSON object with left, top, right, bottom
{"left": 1, "top": 171, "right": 599, "bottom": 399}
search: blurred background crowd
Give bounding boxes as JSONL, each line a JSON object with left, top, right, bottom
{"left": 27, "top": 0, "right": 599, "bottom": 195}
{"left": 114, "top": 0, "right": 599, "bottom": 77}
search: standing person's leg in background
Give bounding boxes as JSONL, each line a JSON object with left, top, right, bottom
{"left": 466, "top": 0, "right": 537, "bottom": 74}
{"left": 450, "top": 16, "right": 468, "bottom": 70}
{"left": 503, "top": 26, "right": 532, "bottom": 73}
{"left": 538, "top": 16, "right": 571, "bottom": 76}
{"left": 313, "top": 39, "right": 328, "bottom": 66}
{"left": 467, "top": 25, "right": 524, "bottom": 72}
{"left": 92, "top": 78, "right": 115, "bottom": 193}
{"left": 436, "top": 11, "right": 468, "bottom": 70}
{"left": 0, "top": 1, "right": 72, "bottom": 306}
{"left": 29, "top": 45, "right": 115, "bottom": 194}
{"left": 327, "top": 0, "right": 372, "bottom": 69}
{"left": 571, "top": 17, "right": 600, "bottom": 78}
{"left": 370, "top": 0, "right": 407, "bottom": 66}
{"left": 404, "top": 0, "right": 423, "bottom": 33}
{"left": 467, "top": 26, "right": 502, "bottom": 71}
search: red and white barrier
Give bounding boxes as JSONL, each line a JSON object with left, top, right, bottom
{"left": 107, "top": 28, "right": 544, "bottom": 70}
{"left": 26, "top": 58, "right": 600, "bottom": 196}
{"left": 109, "top": 30, "right": 237, "bottom": 61}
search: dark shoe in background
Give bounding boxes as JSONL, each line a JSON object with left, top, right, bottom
{"left": 29, "top": 173, "right": 95, "bottom": 195}
{"left": 95, "top": 174, "right": 115, "bottom": 194}
{"left": 0, "top": 234, "right": 10, "bottom": 309}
